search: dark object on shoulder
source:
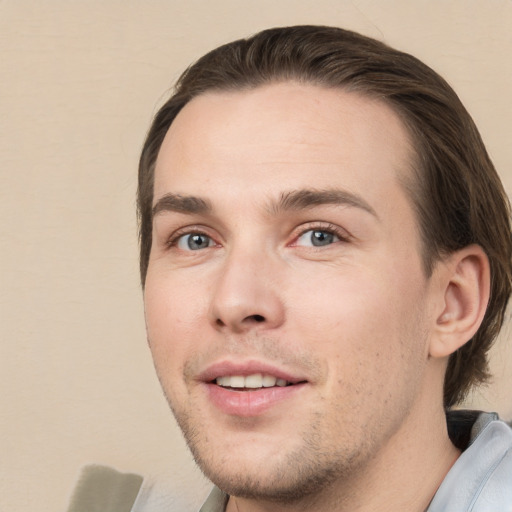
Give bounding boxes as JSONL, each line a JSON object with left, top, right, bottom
{"left": 66, "top": 464, "right": 143, "bottom": 512}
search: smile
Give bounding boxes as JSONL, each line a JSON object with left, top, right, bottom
{"left": 215, "top": 374, "right": 292, "bottom": 389}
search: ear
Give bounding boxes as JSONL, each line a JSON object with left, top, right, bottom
{"left": 429, "top": 245, "right": 490, "bottom": 359}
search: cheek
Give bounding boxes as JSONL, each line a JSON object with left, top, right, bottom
{"left": 144, "top": 272, "right": 208, "bottom": 372}
{"left": 288, "top": 268, "right": 392, "bottom": 335}
{"left": 287, "top": 266, "right": 427, "bottom": 373}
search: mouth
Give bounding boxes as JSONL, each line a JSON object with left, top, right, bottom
{"left": 214, "top": 373, "right": 299, "bottom": 391}
{"left": 201, "top": 362, "right": 308, "bottom": 416}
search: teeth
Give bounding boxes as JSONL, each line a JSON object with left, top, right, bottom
{"left": 230, "top": 375, "right": 245, "bottom": 388}
{"left": 216, "top": 376, "right": 230, "bottom": 386}
{"left": 215, "top": 374, "right": 290, "bottom": 389}
{"left": 245, "top": 374, "right": 263, "bottom": 388}
{"left": 262, "top": 375, "right": 277, "bottom": 387}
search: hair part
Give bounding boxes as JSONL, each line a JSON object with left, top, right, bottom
{"left": 138, "top": 25, "right": 512, "bottom": 407}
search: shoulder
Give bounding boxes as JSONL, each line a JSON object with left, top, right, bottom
{"left": 429, "top": 411, "right": 512, "bottom": 511}
{"left": 198, "top": 486, "right": 229, "bottom": 512}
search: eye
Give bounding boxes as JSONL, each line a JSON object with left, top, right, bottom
{"left": 295, "top": 229, "right": 341, "bottom": 247}
{"left": 175, "top": 232, "right": 215, "bottom": 251}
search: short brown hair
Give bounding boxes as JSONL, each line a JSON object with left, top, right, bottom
{"left": 138, "top": 25, "right": 512, "bottom": 407}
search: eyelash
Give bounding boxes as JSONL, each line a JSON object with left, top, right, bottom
{"left": 165, "top": 226, "right": 215, "bottom": 249}
{"left": 165, "top": 222, "right": 351, "bottom": 251}
{"left": 292, "top": 223, "right": 351, "bottom": 246}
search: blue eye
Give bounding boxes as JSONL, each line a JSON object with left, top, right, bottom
{"left": 296, "top": 229, "right": 340, "bottom": 247}
{"left": 176, "top": 233, "right": 214, "bottom": 251}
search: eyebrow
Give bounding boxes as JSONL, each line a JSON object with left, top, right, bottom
{"left": 270, "top": 188, "right": 378, "bottom": 218}
{"left": 152, "top": 188, "right": 377, "bottom": 219}
{"left": 152, "top": 193, "right": 212, "bottom": 218}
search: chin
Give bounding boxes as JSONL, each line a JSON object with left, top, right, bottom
{"left": 187, "top": 430, "right": 360, "bottom": 505}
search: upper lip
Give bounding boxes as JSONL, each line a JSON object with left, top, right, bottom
{"left": 198, "top": 360, "right": 308, "bottom": 384}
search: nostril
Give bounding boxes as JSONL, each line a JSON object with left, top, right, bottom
{"left": 214, "top": 314, "right": 266, "bottom": 329}
{"left": 250, "top": 314, "right": 265, "bottom": 323}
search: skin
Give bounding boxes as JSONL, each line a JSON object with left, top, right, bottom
{"left": 144, "top": 83, "right": 480, "bottom": 511}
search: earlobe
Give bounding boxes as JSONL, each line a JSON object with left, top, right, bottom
{"left": 429, "top": 245, "right": 490, "bottom": 359}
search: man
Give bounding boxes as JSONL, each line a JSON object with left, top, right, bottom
{"left": 138, "top": 26, "right": 512, "bottom": 511}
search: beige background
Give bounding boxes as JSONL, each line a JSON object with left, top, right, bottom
{"left": 1, "top": 1, "right": 511, "bottom": 511}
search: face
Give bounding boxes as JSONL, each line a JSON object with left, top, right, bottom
{"left": 144, "top": 83, "right": 438, "bottom": 502}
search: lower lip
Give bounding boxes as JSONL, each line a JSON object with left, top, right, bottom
{"left": 205, "top": 382, "right": 306, "bottom": 417}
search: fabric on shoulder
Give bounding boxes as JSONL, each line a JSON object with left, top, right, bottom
{"left": 428, "top": 411, "right": 512, "bottom": 511}
{"left": 199, "top": 486, "right": 229, "bottom": 512}
{"left": 65, "top": 464, "right": 143, "bottom": 512}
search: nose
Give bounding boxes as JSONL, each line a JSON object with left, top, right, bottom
{"left": 209, "top": 247, "right": 285, "bottom": 333}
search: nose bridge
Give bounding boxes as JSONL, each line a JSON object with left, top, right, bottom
{"left": 209, "top": 239, "right": 284, "bottom": 332}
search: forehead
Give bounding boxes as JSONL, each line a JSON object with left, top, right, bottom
{"left": 153, "top": 82, "right": 415, "bottom": 208}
